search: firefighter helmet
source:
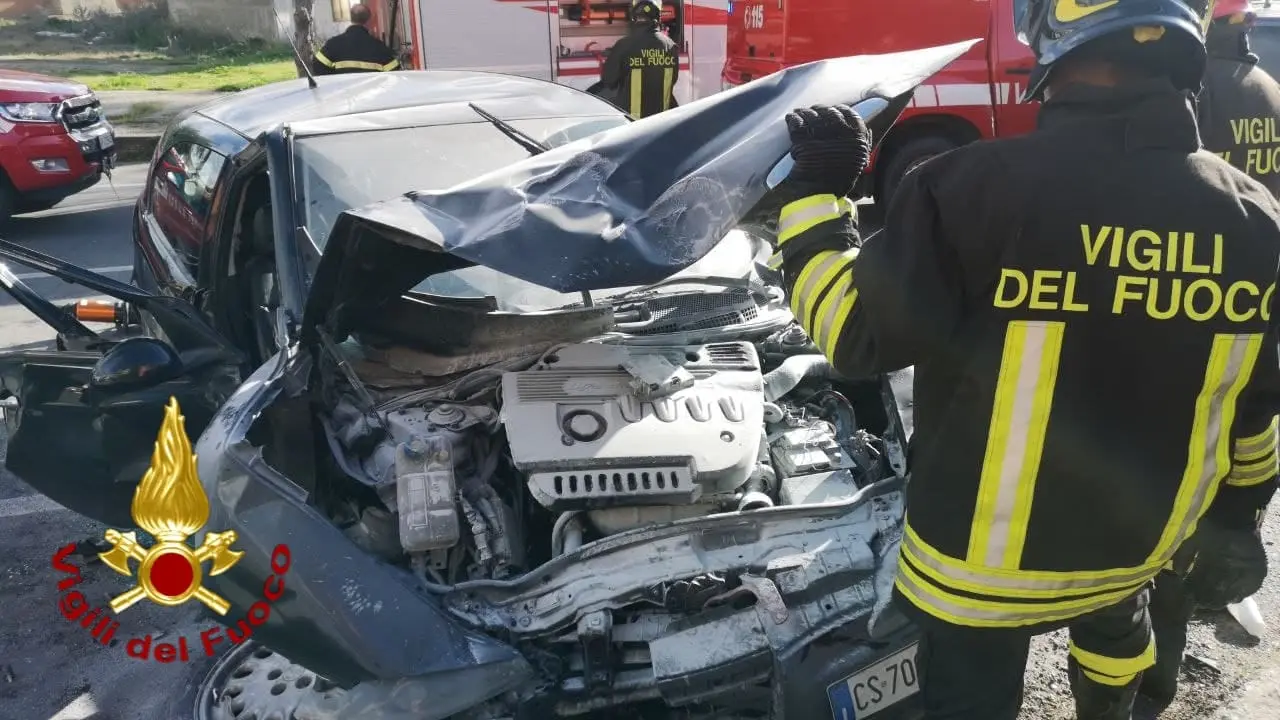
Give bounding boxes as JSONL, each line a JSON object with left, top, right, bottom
{"left": 1018, "top": 0, "right": 1213, "bottom": 102}
{"left": 632, "top": 0, "right": 662, "bottom": 24}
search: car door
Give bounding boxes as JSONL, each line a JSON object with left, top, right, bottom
{"left": 0, "top": 241, "right": 244, "bottom": 529}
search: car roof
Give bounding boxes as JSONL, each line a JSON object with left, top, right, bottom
{"left": 190, "top": 70, "right": 618, "bottom": 140}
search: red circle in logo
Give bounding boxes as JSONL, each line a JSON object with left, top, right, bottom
{"left": 151, "top": 552, "right": 195, "bottom": 597}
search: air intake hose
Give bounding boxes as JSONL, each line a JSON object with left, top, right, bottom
{"left": 763, "top": 354, "right": 833, "bottom": 402}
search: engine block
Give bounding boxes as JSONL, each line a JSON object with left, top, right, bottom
{"left": 500, "top": 342, "right": 765, "bottom": 511}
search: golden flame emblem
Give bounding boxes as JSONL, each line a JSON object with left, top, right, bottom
{"left": 98, "top": 397, "right": 243, "bottom": 615}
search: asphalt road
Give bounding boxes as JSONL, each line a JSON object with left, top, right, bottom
{"left": 0, "top": 164, "right": 1277, "bottom": 720}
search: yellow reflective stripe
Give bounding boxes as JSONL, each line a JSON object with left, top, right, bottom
{"left": 968, "top": 320, "right": 1064, "bottom": 570}
{"left": 777, "top": 194, "right": 852, "bottom": 244}
{"left": 1148, "top": 333, "right": 1262, "bottom": 562}
{"left": 1227, "top": 452, "right": 1278, "bottom": 487}
{"left": 630, "top": 68, "right": 643, "bottom": 117}
{"left": 901, "top": 523, "right": 1160, "bottom": 598}
{"left": 894, "top": 559, "right": 1145, "bottom": 629}
{"left": 329, "top": 59, "right": 395, "bottom": 71}
{"left": 314, "top": 50, "right": 335, "bottom": 67}
{"left": 827, "top": 288, "right": 860, "bottom": 356}
{"left": 662, "top": 67, "right": 673, "bottom": 111}
{"left": 1082, "top": 668, "right": 1137, "bottom": 687}
{"left": 1069, "top": 636, "right": 1156, "bottom": 684}
{"left": 382, "top": 58, "right": 399, "bottom": 71}
{"left": 790, "top": 250, "right": 855, "bottom": 328}
{"left": 811, "top": 272, "right": 855, "bottom": 355}
{"left": 1234, "top": 418, "right": 1278, "bottom": 460}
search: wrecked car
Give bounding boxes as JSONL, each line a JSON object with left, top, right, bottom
{"left": 0, "top": 43, "right": 972, "bottom": 720}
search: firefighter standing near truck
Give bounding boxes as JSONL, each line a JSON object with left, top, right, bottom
{"left": 1198, "top": 0, "right": 1280, "bottom": 196}
{"left": 312, "top": 3, "right": 399, "bottom": 76}
{"left": 769, "top": 0, "right": 1280, "bottom": 717}
{"left": 599, "top": 0, "right": 679, "bottom": 119}
{"left": 1139, "top": 0, "right": 1280, "bottom": 708}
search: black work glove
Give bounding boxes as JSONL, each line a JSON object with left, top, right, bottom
{"left": 784, "top": 104, "right": 873, "bottom": 198}
{"left": 1183, "top": 520, "right": 1268, "bottom": 607}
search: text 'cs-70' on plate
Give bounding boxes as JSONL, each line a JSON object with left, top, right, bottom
{"left": 827, "top": 642, "right": 920, "bottom": 719}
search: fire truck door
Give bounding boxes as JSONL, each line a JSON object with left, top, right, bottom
{"left": 418, "top": 0, "right": 556, "bottom": 79}
{"left": 990, "top": 0, "right": 1039, "bottom": 138}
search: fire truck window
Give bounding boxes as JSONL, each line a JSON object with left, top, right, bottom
{"left": 148, "top": 141, "right": 228, "bottom": 274}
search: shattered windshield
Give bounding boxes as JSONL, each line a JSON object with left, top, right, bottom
{"left": 293, "top": 117, "right": 757, "bottom": 311}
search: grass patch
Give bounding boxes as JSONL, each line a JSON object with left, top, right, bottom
{"left": 68, "top": 49, "right": 297, "bottom": 92}
{"left": 3, "top": 4, "right": 302, "bottom": 92}
{"left": 113, "top": 101, "right": 164, "bottom": 123}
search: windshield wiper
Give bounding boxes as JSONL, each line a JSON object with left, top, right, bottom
{"left": 612, "top": 275, "right": 762, "bottom": 301}
{"left": 469, "top": 103, "right": 550, "bottom": 156}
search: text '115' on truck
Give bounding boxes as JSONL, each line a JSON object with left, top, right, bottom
{"left": 723, "top": 0, "right": 1040, "bottom": 207}
{"left": 0, "top": 69, "right": 116, "bottom": 225}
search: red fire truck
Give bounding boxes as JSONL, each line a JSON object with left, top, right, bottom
{"left": 723, "top": 0, "right": 1040, "bottom": 206}
{"left": 362, "top": 0, "right": 729, "bottom": 103}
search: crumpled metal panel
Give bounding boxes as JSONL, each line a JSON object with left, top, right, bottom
{"left": 331, "top": 41, "right": 978, "bottom": 294}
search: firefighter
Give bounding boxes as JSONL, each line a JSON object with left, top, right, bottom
{"left": 1199, "top": 0, "right": 1280, "bottom": 195}
{"left": 599, "top": 0, "right": 679, "bottom": 119}
{"left": 312, "top": 3, "right": 399, "bottom": 76}
{"left": 768, "top": 0, "right": 1279, "bottom": 717}
{"left": 1140, "top": 0, "right": 1280, "bottom": 707}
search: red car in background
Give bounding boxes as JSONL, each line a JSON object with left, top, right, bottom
{"left": 0, "top": 68, "right": 116, "bottom": 224}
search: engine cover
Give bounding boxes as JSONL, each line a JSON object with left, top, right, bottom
{"left": 500, "top": 342, "right": 764, "bottom": 510}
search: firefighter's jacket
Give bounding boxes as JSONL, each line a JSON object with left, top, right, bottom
{"left": 312, "top": 25, "right": 399, "bottom": 75}
{"left": 600, "top": 27, "right": 678, "bottom": 119}
{"left": 1198, "top": 34, "right": 1280, "bottom": 199}
{"left": 774, "top": 81, "right": 1280, "bottom": 631}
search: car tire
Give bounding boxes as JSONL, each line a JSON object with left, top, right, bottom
{"left": 168, "top": 640, "right": 341, "bottom": 720}
{"left": 876, "top": 136, "right": 958, "bottom": 211}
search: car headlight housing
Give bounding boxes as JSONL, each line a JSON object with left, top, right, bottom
{"left": 0, "top": 102, "right": 60, "bottom": 123}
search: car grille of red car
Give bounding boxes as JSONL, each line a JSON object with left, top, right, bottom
{"left": 59, "top": 94, "right": 106, "bottom": 133}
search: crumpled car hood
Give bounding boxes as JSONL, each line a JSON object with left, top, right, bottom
{"left": 304, "top": 41, "right": 977, "bottom": 333}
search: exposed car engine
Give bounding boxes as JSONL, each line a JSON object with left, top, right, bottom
{"left": 313, "top": 280, "right": 911, "bottom": 718}
{"left": 325, "top": 329, "right": 898, "bottom": 571}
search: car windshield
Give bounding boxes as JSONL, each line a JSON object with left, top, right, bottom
{"left": 293, "top": 116, "right": 757, "bottom": 311}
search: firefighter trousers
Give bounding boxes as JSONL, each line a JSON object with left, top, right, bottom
{"left": 910, "top": 588, "right": 1155, "bottom": 720}
{"left": 1141, "top": 570, "right": 1196, "bottom": 705}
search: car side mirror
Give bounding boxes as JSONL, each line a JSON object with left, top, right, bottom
{"left": 90, "top": 337, "right": 184, "bottom": 390}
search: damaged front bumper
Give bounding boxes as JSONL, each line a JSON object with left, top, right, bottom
{"left": 197, "top": 354, "right": 915, "bottom": 719}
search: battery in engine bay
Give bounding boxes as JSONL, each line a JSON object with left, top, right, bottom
{"left": 769, "top": 423, "right": 857, "bottom": 478}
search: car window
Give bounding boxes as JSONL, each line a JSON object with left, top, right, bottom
{"left": 148, "top": 142, "right": 228, "bottom": 273}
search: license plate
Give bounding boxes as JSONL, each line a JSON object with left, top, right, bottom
{"left": 99, "top": 133, "right": 114, "bottom": 150}
{"left": 827, "top": 643, "right": 920, "bottom": 719}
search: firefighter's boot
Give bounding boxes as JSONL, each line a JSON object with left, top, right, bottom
{"left": 1068, "top": 656, "right": 1142, "bottom": 720}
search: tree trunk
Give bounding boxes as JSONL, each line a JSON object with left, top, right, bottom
{"left": 292, "top": 0, "right": 316, "bottom": 77}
